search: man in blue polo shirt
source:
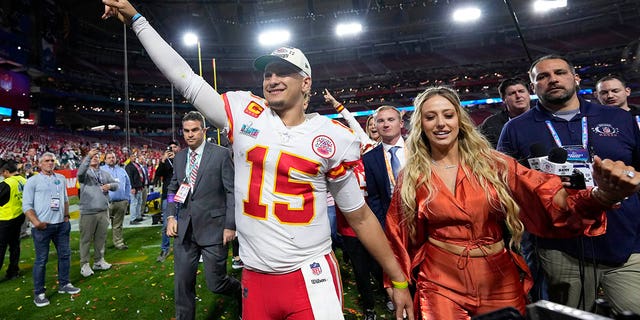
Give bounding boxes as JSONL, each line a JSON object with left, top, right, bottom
{"left": 498, "top": 54, "right": 640, "bottom": 314}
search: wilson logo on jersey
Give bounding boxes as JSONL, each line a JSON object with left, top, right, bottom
{"left": 240, "top": 123, "right": 260, "bottom": 138}
{"left": 244, "top": 101, "right": 264, "bottom": 118}
{"left": 310, "top": 262, "right": 322, "bottom": 275}
{"left": 311, "top": 135, "right": 336, "bottom": 159}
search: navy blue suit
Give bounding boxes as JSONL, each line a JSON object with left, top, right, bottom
{"left": 362, "top": 144, "right": 392, "bottom": 229}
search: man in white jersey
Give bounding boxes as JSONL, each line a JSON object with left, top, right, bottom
{"left": 102, "top": 2, "right": 413, "bottom": 319}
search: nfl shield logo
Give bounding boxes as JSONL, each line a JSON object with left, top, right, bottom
{"left": 310, "top": 262, "right": 322, "bottom": 275}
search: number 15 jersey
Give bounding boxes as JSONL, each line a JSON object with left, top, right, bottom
{"left": 222, "top": 91, "right": 364, "bottom": 273}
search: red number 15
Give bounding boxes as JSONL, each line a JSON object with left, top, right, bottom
{"left": 243, "top": 146, "right": 320, "bottom": 225}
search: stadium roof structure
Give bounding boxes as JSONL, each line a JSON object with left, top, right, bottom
{"left": 2, "top": 0, "right": 640, "bottom": 119}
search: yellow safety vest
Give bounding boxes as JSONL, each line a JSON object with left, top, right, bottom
{"left": 0, "top": 175, "right": 27, "bottom": 220}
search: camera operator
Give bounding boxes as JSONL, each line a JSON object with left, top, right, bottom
{"left": 153, "top": 141, "right": 180, "bottom": 262}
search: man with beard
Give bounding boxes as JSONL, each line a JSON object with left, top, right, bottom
{"left": 101, "top": 151, "right": 131, "bottom": 250}
{"left": 595, "top": 75, "right": 640, "bottom": 116}
{"left": 498, "top": 55, "right": 640, "bottom": 314}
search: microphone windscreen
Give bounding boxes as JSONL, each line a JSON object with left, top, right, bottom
{"left": 529, "top": 143, "right": 547, "bottom": 157}
{"left": 548, "top": 148, "right": 568, "bottom": 164}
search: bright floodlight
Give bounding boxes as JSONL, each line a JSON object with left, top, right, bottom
{"left": 258, "top": 30, "right": 291, "bottom": 46}
{"left": 335, "top": 22, "right": 363, "bottom": 37}
{"left": 183, "top": 32, "right": 199, "bottom": 46}
{"left": 452, "top": 7, "right": 481, "bottom": 23}
{"left": 533, "top": 0, "right": 567, "bottom": 12}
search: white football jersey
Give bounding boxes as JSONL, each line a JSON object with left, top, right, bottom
{"left": 222, "top": 91, "right": 364, "bottom": 273}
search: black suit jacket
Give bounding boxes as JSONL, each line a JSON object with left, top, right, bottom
{"left": 478, "top": 110, "right": 510, "bottom": 149}
{"left": 362, "top": 143, "right": 392, "bottom": 228}
{"left": 125, "top": 161, "right": 144, "bottom": 190}
{"left": 167, "top": 142, "right": 235, "bottom": 246}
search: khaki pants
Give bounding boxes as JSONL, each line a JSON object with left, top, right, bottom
{"left": 109, "top": 200, "right": 128, "bottom": 247}
{"left": 539, "top": 248, "right": 640, "bottom": 314}
{"left": 79, "top": 211, "right": 109, "bottom": 264}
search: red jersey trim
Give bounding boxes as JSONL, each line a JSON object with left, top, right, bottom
{"left": 221, "top": 93, "right": 235, "bottom": 144}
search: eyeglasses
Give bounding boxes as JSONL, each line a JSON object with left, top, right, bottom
{"left": 42, "top": 159, "right": 55, "bottom": 162}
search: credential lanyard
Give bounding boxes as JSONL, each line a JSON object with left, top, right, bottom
{"left": 545, "top": 117, "right": 588, "bottom": 149}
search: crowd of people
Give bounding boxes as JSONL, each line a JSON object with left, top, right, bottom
{"left": 1, "top": 1, "right": 639, "bottom": 319}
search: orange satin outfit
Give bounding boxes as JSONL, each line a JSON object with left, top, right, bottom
{"left": 385, "top": 154, "right": 607, "bottom": 319}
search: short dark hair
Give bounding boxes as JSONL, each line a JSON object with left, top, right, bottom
{"left": 168, "top": 141, "right": 179, "bottom": 147}
{"left": 182, "top": 111, "right": 206, "bottom": 128}
{"left": 1, "top": 159, "right": 18, "bottom": 173}
{"left": 529, "top": 54, "right": 575, "bottom": 79}
{"left": 498, "top": 78, "right": 530, "bottom": 99}
{"left": 596, "top": 75, "right": 627, "bottom": 88}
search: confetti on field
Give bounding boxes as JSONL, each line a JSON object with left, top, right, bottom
{"left": 111, "top": 309, "right": 116, "bottom": 312}
{"left": 14, "top": 287, "right": 20, "bottom": 291}
{"left": 17, "top": 306, "right": 22, "bottom": 311}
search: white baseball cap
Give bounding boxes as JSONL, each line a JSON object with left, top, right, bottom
{"left": 254, "top": 47, "right": 311, "bottom": 77}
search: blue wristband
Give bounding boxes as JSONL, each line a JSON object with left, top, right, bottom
{"left": 131, "top": 13, "right": 142, "bottom": 23}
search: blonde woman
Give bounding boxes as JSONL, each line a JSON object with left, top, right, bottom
{"left": 385, "top": 86, "right": 640, "bottom": 319}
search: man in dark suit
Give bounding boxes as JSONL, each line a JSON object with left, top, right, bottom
{"left": 124, "top": 150, "right": 145, "bottom": 224}
{"left": 361, "top": 105, "right": 405, "bottom": 312}
{"left": 362, "top": 106, "right": 405, "bottom": 230}
{"left": 166, "top": 111, "right": 240, "bottom": 320}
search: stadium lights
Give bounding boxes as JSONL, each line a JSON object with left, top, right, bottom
{"left": 183, "top": 32, "right": 202, "bottom": 77}
{"left": 325, "top": 89, "right": 593, "bottom": 119}
{"left": 183, "top": 32, "right": 199, "bottom": 46}
{"left": 452, "top": 7, "right": 482, "bottom": 23}
{"left": 258, "top": 29, "right": 291, "bottom": 47}
{"left": 533, "top": 0, "right": 567, "bottom": 12}
{"left": 335, "top": 22, "right": 363, "bottom": 37}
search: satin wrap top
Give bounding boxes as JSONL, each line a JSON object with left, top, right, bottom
{"left": 385, "top": 153, "right": 608, "bottom": 293}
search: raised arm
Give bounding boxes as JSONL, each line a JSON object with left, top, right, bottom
{"left": 102, "top": 0, "right": 227, "bottom": 129}
{"left": 323, "top": 89, "right": 374, "bottom": 146}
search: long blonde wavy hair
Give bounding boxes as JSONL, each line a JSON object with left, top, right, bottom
{"left": 399, "top": 86, "right": 524, "bottom": 250}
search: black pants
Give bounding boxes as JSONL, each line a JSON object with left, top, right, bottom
{"left": 0, "top": 214, "right": 26, "bottom": 277}
{"left": 342, "top": 235, "right": 383, "bottom": 310}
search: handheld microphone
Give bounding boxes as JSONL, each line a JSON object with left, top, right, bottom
{"left": 540, "top": 147, "right": 587, "bottom": 189}
{"left": 527, "top": 143, "right": 548, "bottom": 170}
{"left": 540, "top": 148, "right": 574, "bottom": 176}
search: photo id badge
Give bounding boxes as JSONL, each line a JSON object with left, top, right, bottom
{"left": 174, "top": 183, "right": 191, "bottom": 203}
{"left": 50, "top": 197, "right": 61, "bottom": 211}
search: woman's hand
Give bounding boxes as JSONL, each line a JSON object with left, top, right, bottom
{"left": 323, "top": 89, "right": 342, "bottom": 110}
